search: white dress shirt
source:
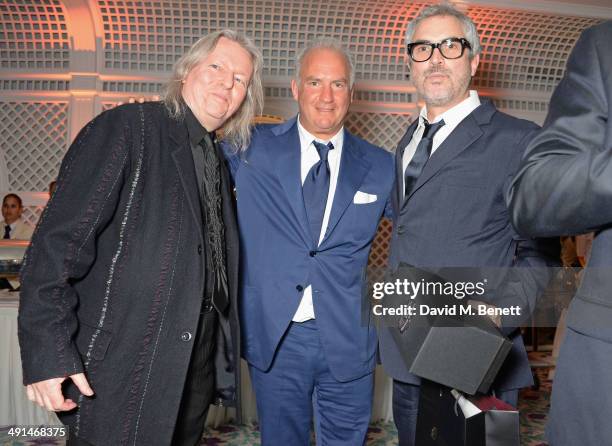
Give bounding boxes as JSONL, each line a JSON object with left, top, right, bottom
{"left": 292, "top": 117, "right": 344, "bottom": 322}
{"left": 402, "top": 90, "right": 481, "bottom": 199}
{"left": 1, "top": 218, "right": 34, "bottom": 240}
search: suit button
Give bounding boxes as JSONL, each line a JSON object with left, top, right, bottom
{"left": 430, "top": 426, "right": 438, "bottom": 440}
{"left": 397, "top": 225, "right": 405, "bottom": 235}
{"left": 197, "top": 245, "right": 203, "bottom": 255}
{"left": 296, "top": 285, "right": 304, "bottom": 292}
{"left": 180, "top": 332, "right": 192, "bottom": 342}
{"left": 309, "top": 251, "right": 316, "bottom": 257}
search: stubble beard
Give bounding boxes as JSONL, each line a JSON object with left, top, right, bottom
{"left": 415, "top": 66, "right": 472, "bottom": 108}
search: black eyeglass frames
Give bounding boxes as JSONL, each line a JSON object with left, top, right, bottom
{"left": 406, "top": 37, "right": 472, "bottom": 62}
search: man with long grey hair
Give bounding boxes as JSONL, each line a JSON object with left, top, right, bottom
{"left": 19, "top": 29, "right": 263, "bottom": 445}
{"left": 163, "top": 30, "right": 264, "bottom": 150}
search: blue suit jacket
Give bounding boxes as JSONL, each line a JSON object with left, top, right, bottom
{"left": 228, "top": 117, "right": 394, "bottom": 382}
{"left": 379, "top": 100, "right": 545, "bottom": 391}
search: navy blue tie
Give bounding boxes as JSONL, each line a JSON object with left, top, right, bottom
{"left": 404, "top": 119, "right": 445, "bottom": 200}
{"left": 303, "top": 141, "right": 334, "bottom": 244}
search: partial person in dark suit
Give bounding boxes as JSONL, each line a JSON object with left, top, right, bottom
{"left": 508, "top": 21, "right": 612, "bottom": 446}
{"left": 225, "top": 38, "right": 394, "bottom": 445}
{"left": 377, "top": 3, "right": 556, "bottom": 445}
{"left": 18, "top": 30, "right": 263, "bottom": 446}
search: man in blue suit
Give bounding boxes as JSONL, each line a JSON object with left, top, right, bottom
{"left": 227, "top": 38, "right": 394, "bottom": 445}
{"left": 377, "top": 4, "right": 556, "bottom": 445}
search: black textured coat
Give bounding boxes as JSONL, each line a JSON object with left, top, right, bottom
{"left": 18, "top": 102, "right": 240, "bottom": 445}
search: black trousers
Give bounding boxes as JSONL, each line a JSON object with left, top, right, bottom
{"left": 171, "top": 306, "right": 218, "bottom": 446}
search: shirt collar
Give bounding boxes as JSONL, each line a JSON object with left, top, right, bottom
{"left": 419, "top": 90, "right": 481, "bottom": 128}
{"left": 184, "top": 104, "right": 215, "bottom": 147}
{"left": 296, "top": 115, "right": 344, "bottom": 154}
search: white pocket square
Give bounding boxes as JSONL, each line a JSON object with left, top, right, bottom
{"left": 353, "top": 191, "right": 377, "bottom": 204}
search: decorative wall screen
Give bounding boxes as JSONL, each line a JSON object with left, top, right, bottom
{"left": 98, "top": 0, "right": 420, "bottom": 79}
{"left": 94, "top": 0, "right": 603, "bottom": 127}
{"left": 368, "top": 218, "right": 393, "bottom": 282}
{"left": 469, "top": 7, "right": 598, "bottom": 93}
{"left": 0, "top": 0, "right": 70, "bottom": 70}
{"left": 0, "top": 101, "right": 68, "bottom": 191}
{"left": 21, "top": 206, "right": 45, "bottom": 228}
{"left": 97, "top": 0, "right": 602, "bottom": 91}
{"left": 345, "top": 112, "right": 412, "bottom": 152}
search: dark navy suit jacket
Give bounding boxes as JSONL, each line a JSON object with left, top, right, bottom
{"left": 509, "top": 22, "right": 612, "bottom": 446}
{"left": 379, "top": 100, "right": 546, "bottom": 391}
{"left": 510, "top": 22, "right": 612, "bottom": 344}
{"left": 226, "top": 117, "right": 394, "bottom": 382}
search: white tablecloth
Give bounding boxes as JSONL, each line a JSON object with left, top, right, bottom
{"left": 2, "top": 293, "right": 392, "bottom": 427}
{"left": 0, "top": 294, "right": 61, "bottom": 426}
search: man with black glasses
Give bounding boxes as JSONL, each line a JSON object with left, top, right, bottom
{"left": 377, "top": 3, "right": 554, "bottom": 444}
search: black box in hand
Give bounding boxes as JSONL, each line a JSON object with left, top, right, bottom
{"left": 386, "top": 264, "right": 513, "bottom": 395}
{"left": 409, "top": 314, "right": 512, "bottom": 395}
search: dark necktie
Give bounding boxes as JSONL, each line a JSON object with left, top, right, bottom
{"left": 3, "top": 225, "right": 10, "bottom": 239}
{"left": 199, "top": 133, "right": 229, "bottom": 314}
{"left": 403, "top": 119, "right": 445, "bottom": 200}
{"left": 303, "top": 141, "right": 334, "bottom": 244}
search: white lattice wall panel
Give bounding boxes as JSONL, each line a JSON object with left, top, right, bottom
{"left": 0, "top": 101, "right": 68, "bottom": 190}
{"left": 97, "top": 0, "right": 421, "bottom": 79}
{"left": 354, "top": 90, "right": 414, "bottom": 104}
{"left": 96, "top": 0, "right": 601, "bottom": 94}
{"left": 491, "top": 97, "right": 549, "bottom": 124}
{"left": 102, "top": 80, "right": 163, "bottom": 93}
{"left": 345, "top": 111, "right": 411, "bottom": 152}
{"left": 492, "top": 98, "right": 549, "bottom": 114}
{"left": 0, "top": 0, "right": 70, "bottom": 69}
{"left": 367, "top": 218, "right": 392, "bottom": 282}
{"left": 264, "top": 86, "right": 292, "bottom": 99}
{"left": 0, "top": 78, "right": 69, "bottom": 91}
{"left": 22, "top": 206, "right": 44, "bottom": 228}
{"left": 469, "top": 7, "right": 602, "bottom": 93}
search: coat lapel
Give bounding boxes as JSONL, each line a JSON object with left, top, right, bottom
{"left": 269, "top": 120, "right": 313, "bottom": 247}
{"left": 407, "top": 116, "right": 481, "bottom": 202}
{"left": 169, "top": 116, "right": 204, "bottom": 244}
{"left": 402, "top": 102, "right": 494, "bottom": 207}
{"left": 395, "top": 120, "right": 418, "bottom": 213}
{"left": 321, "top": 130, "right": 370, "bottom": 244}
{"left": 218, "top": 145, "right": 239, "bottom": 313}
